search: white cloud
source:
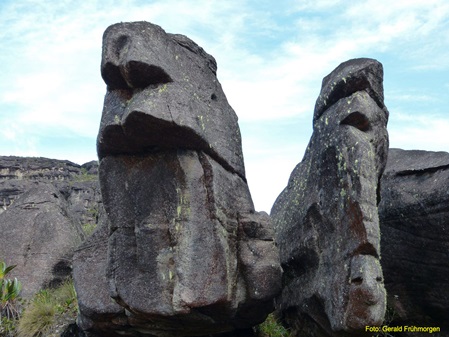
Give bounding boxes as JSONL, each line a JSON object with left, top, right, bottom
{"left": 244, "top": 139, "right": 306, "bottom": 212}
{"left": 220, "top": 0, "right": 449, "bottom": 125}
{"left": 0, "top": 0, "right": 251, "bottom": 133}
{"left": 290, "top": 0, "right": 343, "bottom": 12}
{"left": 1, "top": 0, "right": 449, "bottom": 211}
{"left": 389, "top": 93, "right": 437, "bottom": 103}
{"left": 246, "top": 155, "right": 302, "bottom": 213}
{"left": 389, "top": 112, "right": 449, "bottom": 151}
{"left": 390, "top": 119, "right": 449, "bottom": 151}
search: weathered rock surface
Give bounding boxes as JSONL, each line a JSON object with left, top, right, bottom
{"left": 379, "top": 148, "right": 449, "bottom": 333}
{"left": 74, "top": 21, "right": 281, "bottom": 337}
{"left": 271, "top": 58, "right": 389, "bottom": 336}
{"left": 0, "top": 156, "right": 100, "bottom": 297}
{"left": 73, "top": 207, "right": 126, "bottom": 336}
{"left": 97, "top": 22, "right": 244, "bottom": 178}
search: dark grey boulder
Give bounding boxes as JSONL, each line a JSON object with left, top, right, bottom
{"left": 271, "top": 58, "right": 389, "bottom": 336}
{"left": 73, "top": 206, "right": 126, "bottom": 337}
{"left": 379, "top": 148, "right": 449, "bottom": 332}
{"left": 61, "top": 322, "right": 88, "bottom": 337}
{"left": 0, "top": 183, "right": 84, "bottom": 297}
{"left": 0, "top": 156, "right": 101, "bottom": 297}
{"left": 74, "top": 21, "right": 281, "bottom": 337}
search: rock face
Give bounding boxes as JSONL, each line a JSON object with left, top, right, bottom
{"left": 97, "top": 22, "right": 243, "bottom": 178}
{"left": 73, "top": 208, "right": 125, "bottom": 336}
{"left": 379, "top": 148, "right": 449, "bottom": 332}
{"left": 0, "top": 156, "right": 100, "bottom": 297}
{"left": 74, "top": 21, "right": 281, "bottom": 337}
{"left": 271, "top": 59, "right": 389, "bottom": 336}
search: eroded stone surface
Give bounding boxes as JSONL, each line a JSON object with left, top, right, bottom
{"left": 379, "top": 148, "right": 449, "bottom": 333}
{"left": 0, "top": 156, "right": 100, "bottom": 297}
{"left": 97, "top": 21, "right": 244, "bottom": 178}
{"left": 0, "top": 184, "right": 84, "bottom": 297}
{"left": 271, "top": 58, "right": 389, "bottom": 336}
{"left": 74, "top": 21, "right": 281, "bottom": 337}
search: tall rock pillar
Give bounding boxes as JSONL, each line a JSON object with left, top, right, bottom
{"left": 74, "top": 21, "right": 281, "bottom": 337}
{"left": 271, "top": 58, "right": 389, "bottom": 336}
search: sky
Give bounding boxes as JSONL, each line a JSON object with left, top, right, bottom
{"left": 1, "top": 0, "right": 449, "bottom": 212}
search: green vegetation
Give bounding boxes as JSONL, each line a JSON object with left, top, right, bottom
{"left": 0, "top": 262, "right": 22, "bottom": 320}
{"left": 0, "top": 261, "right": 22, "bottom": 336}
{"left": 0, "top": 259, "right": 78, "bottom": 337}
{"left": 17, "top": 292, "right": 55, "bottom": 337}
{"left": 87, "top": 206, "right": 98, "bottom": 219}
{"left": 71, "top": 167, "right": 98, "bottom": 183}
{"left": 17, "top": 280, "right": 78, "bottom": 337}
{"left": 82, "top": 206, "right": 99, "bottom": 236}
{"left": 73, "top": 170, "right": 97, "bottom": 183}
{"left": 256, "top": 313, "right": 289, "bottom": 337}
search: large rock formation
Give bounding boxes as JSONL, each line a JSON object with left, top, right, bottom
{"left": 73, "top": 208, "right": 125, "bottom": 335}
{"left": 379, "top": 148, "right": 449, "bottom": 333}
{"left": 0, "top": 156, "right": 100, "bottom": 297}
{"left": 271, "top": 59, "right": 389, "bottom": 336}
{"left": 74, "top": 21, "right": 281, "bottom": 337}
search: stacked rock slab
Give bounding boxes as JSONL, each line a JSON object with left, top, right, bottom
{"left": 74, "top": 21, "right": 281, "bottom": 337}
{"left": 379, "top": 148, "right": 449, "bottom": 332}
{"left": 0, "top": 156, "right": 99, "bottom": 297}
{"left": 271, "top": 59, "right": 389, "bottom": 336}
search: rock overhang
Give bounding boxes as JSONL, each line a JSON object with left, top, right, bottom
{"left": 97, "top": 21, "right": 245, "bottom": 179}
{"left": 314, "top": 58, "right": 388, "bottom": 123}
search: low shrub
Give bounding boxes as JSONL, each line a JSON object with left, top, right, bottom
{"left": 17, "top": 280, "right": 78, "bottom": 337}
{"left": 256, "top": 313, "right": 289, "bottom": 337}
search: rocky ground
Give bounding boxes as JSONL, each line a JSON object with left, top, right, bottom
{"left": 1, "top": 149, "right": 448, "bottom": 336}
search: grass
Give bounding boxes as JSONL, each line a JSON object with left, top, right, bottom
{"left": 82, "top": 206, "right": 99, "bottom": 236}
{"left": 2, "top": 272, "right": 288, "bottom": 337}
{"left": 1, "top": 316, "right": 19, "bottom": 337}
{"left": 17, "top": 280, "right": 78, "bottom": 337}
{"left": 72, "top": 168, "right": 98, "bottom": 183}
{"left": 72, "top": 173, "right": 97, "bottom": 183}
{"left": 256, "top": 313, "right": 289, "bottom": 337}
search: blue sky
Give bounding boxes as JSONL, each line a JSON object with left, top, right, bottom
{"left": 1, "top": 0, "right": 449, "bottom": 212}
